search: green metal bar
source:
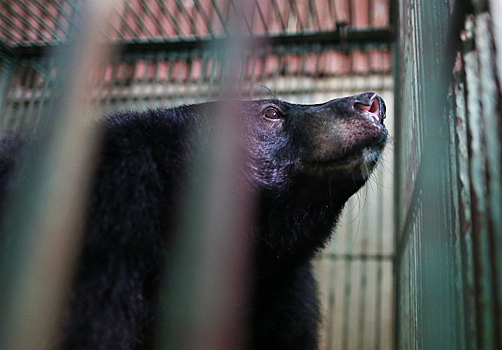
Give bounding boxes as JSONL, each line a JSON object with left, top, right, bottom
{"left": 0, "top": 55, "right": 16, "bottom": 130}
{"left": 0, "top": 1, "right": 117, "bottom": 348}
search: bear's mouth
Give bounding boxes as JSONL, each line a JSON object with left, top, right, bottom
{"left": 310, "top": 147, "right": 366, "bottom": 167}
{"left": 304, "top": 141, "right": 385, "bottom": 179}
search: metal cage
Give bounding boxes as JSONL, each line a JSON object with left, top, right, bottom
{"left": 0, "top": 1, "right": 396, "bottom": 350}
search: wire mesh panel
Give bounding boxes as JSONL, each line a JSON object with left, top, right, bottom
{"left": 395, "top": 1, "right": 502, "bottom": 349}
{"left": 0, "top": 0, "right": 391, "bottom": 46}
{"left": 0, "top": 1, "right": 396, "bottom": 349}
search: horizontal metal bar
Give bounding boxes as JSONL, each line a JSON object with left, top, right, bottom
{"left": 318, "top": 253, "right": 394, "bottom": 261}
{"left": 0, "top": 28, "right": 394, "bottom": 59}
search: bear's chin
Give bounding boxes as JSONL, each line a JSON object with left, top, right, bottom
{"left": 302, "top": 146, "right": 382, "bottom": 180}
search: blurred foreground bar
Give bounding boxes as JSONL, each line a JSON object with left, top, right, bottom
{"left": 0, "top": 1, "right": 117, "bottom": 349}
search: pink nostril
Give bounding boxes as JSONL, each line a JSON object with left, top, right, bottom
{"left": 355, "top": 103, "right": 371, "bottom": 112}
{"left": 368, "top": 98, "right": 380, "bottom": 114}
{"left": 355, "top": 99, "right": 380, "bottom": 119}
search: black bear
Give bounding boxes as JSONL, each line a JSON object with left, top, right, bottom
{"left": 0, "top": 92, "right": 388, "bottom": 350}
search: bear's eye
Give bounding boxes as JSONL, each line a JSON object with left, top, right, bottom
{"left": 263, "top": 107, "right": 282, "bottom": 120}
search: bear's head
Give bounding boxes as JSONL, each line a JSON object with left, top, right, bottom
{"left": 243, "top": 92, "right": 387, "bottom": 191}
{"left": 238, "top": 92, "right": 388, "bottom": 271}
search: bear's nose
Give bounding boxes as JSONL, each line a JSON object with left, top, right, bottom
{"left": 353, "top": 92, "right": 385, "bottom": 124}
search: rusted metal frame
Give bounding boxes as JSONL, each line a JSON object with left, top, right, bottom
{"left": 446, "top": 86, "right": 470, "bottom": 350}
{"left": 463, "top": 12, "right": 499, "bottom": 349}
{"left": 475, "top": 11, "right": 502, "bottom": 347}
{"left": 452, "top": 56, "right": 478, "bottom": 350}
{"left": 486, "top": 0, "right": 502, "bottom": 333}
{"left": 475, "top": 9, "right": 502, "bottom": 341}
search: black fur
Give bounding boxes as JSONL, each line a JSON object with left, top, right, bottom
{"left": 0, "top": 92, "right": 387, "bottom": 350}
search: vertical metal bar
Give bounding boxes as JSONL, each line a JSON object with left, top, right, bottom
{"left": 18, "top": 66, "right": 37, "bottom": 129}
{"left": 374, "top": 167, "right": 385, "bottom": 350}
{"left": 476, "top": 12, "right": 502, "bottom": 342}
{"left": 341, "top": 205, "right": 355, "bottom": 350}
{"left": 356, "top": 187, "right": 370, "bottom": 350}
{"left": 454, "top": 60, "right": 478, "bottom": 350}
{"left": 0, "top": 1, "right": 117, "bottom": 349}
{"left": 0, "top": 56, "right": 16, "bottom": 131}
{"left": 156, "top": 3, "right": 260, "bottom": 349}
